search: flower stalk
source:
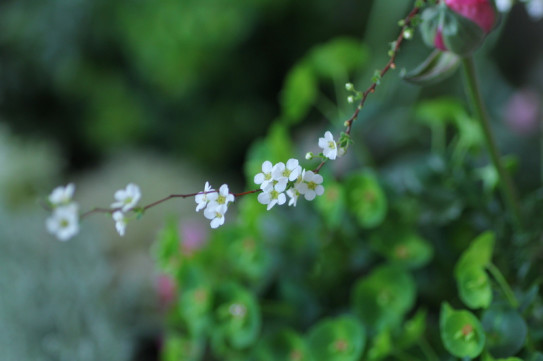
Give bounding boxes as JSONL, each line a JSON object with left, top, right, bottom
{"left": 461, "top": 56, "right": 523, "bottom": 230}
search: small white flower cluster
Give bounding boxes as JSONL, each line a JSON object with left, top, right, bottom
{"left": 111, "top": 183, "right": 141, "bottom": 236}
{"left": 254, "top": 131, "right": 340, "bottom": 210}
{"left": 195, "top": 182, "right": 234, "bottom": 229}
{"left": 46, "top": 183, "right": 79, "bottom": 241}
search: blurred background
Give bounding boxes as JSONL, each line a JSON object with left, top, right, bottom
{"left": 0, "top": 0, "right": 542, "bottom": 360}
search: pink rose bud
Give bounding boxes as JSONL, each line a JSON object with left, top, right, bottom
{"left": 421, "top": 0, "right": 498, "bottom": 56}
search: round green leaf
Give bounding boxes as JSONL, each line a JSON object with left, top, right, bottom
{"left": 253, "top": 329, "right": 312, "bottom": 361}
{"left": 211, "top": 282, "right": 261, "bottom": 352}
{"left": 307, "top": 316, "right": 366, "bottom": 361}
{"left": 456, "top": 266, "right": 492, "bottom": 309}
{"left": 370, "top": 229, "right": 433, "bottom": 269}
{"left": 351, "top": 265, "right": 416, "bottom": 331}
{"left": 482, "top": 306, "right": 527, "bottom": 358}
{"left": 440, "top": 303, "right": 486, "bottom": 358}
{"left": 346, "top": 170, "right": 387, "bottom": 229}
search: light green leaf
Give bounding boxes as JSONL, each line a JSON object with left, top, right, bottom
{"left": 454, "top": 231, "right": 495, "bottom": 278}
{"left": 346, "top": 170, "right": 388, "bottom": 229}
{"left": 280, "top": 64, "right": 318, "bottom": 124}
{"left": 440, "top": 303, "right": 486, "bottom": 358}
{"left": 307, "top": 315, "right": 366, "bottom": 361}
{"left": 457, "top": 266, "right": 492, "bottom": 309}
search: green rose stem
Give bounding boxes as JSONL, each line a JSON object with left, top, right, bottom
{"left": 461, "top": 56, "right": 523, "bottom": 230}
{"left": 487, "top": 262, "right": 519, "bottom": 309}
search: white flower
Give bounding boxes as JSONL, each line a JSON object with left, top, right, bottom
{"left": 195, "top": 181, "right": 218, "bottom": 212}
{"left": 286, "top": 187, "right": 300, "bottom": 207}
{"left": 272, "top": 159, "right": 302, "bottom": 182}
{"left": 297, "top": 171, "right": 324, "bottom": 201}
{"left": 268, "top": 176, "right": 288, "bottom": 193}
{"left": 527, "top": 0, "right": 543, "bottom": 19}
{"left": 46, "top": 203, "right": 79, "bottom": 241}
{"left": 112, "top": 211, "right": 127, "bottom": 236}
{"left": 257, "top": 188, "right": 286, "bottom": 210}
{"left": 318, "top": 131, "right": 338, "bottom": 160}
{"left": 254, "top": 161, "right": 274, "bottom": 190}
{"left": 208, "top": 184, "right": 234, "bottom": 208}
{"left": 495, "top": 0, "right": 513, "bottom": 12}
{"left": 204, "top": 204, "right": 227, "bottom": 229}
{"left": 48, "top": 183, "right": 75, "bottom": 206}
{"left": 111, "top": 183, "right": 141, "bottom": 212}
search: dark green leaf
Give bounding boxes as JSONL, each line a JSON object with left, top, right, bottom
{"left": 482, "top": 306, "right": 527, "bottom": 358}
{"left": 351, "top": 265, "right": 416, "bottom": 331}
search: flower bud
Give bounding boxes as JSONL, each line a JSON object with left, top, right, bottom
{"left": 420, "top": 0, "right": 497, "bottom": 56}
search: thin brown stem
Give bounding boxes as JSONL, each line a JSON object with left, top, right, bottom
{"left": 344, "top": 4, "right": 422, "bottom": 136}
{"left": 78, "top": 188, "right": 263, "bottom": 219}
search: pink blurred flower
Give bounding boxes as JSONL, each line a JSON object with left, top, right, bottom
{"left": 156, "top": 274, "right": 176, "bottom": 309}
{"left": 180, "top": 221, "right": 208, "bottom": 254}
{"left": 505, "top": 89, "right": 541, "bottom": 134}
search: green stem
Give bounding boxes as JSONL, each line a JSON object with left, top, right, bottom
{"left": 461, "top": 57, "right": 523, "bottom": 230}
{"left": 487, "top": 262, "right": 519, "bottom": 309}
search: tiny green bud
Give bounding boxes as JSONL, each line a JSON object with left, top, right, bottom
{"left": 305, "top": 152, "right": 313, "bottom": 160}
{"left": 347, "top": 95, "right": 354, "bottom": 104}
{"left": 403, "top": 28, "right": 413, "bottom": 39}
{"left": 345, "top": 82, "right": 354, "bottom": 91}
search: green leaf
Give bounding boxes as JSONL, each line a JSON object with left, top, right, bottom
{"left": 454, "top": 231, "right": 495, "bottom": 278}
{"left": 307, "top": 315, "right": 366, "bottom": 361}
{"left": 370, "top": 228, "right": 433, "bottom": 269}
{"left": 415, "top": 97, "right": 466, "bottom": 126}
{"left": 402, "top": 50, "right": 460, "bottom": 85}
{"left": 253, "top": 329, "right": 312, "bottom": 361}
{"left": 226, "top": 232, "right": 273, "bottom": 286}
{"left": 244, "top": 122, "right": 294, "bottom": 186}
{"left": 456, "top": 266, "right": 492, "bottom": 309}
{"left": 152, "top": 218, "right": 181, "bottom": 273}
{"left": 440, "top": 303, "right": 486, "bottom": 358}
{"left": 162, "top": 333, "right": 205, "bottom": 361}
{"left": 308, "top": 38, "right": 368, "bottom": 79}
{"left": 482, "top": 305, "right": 527, "bottom": 358}
{"left": 176, "top": 264, "right": 214, "bottom": 336}
{"left": 397, "top": 309, "right": 427, "bottom": 350}
{"left": 211, "top": 282, "right": 261, "bottom": 352}
{"left": 346, "top": 170, "right": 388, "bottom": 229}
{"left": 366, "top": 329, "right": 392, "bottom": 361}
{"left": 351, "top": 265, "right": 416, "bottom": 331}
{"left": 315, "top": 180, "right": 347, "bottom": 229}
{"left": 280, "top": 63, "right": 318, "bottom": 125}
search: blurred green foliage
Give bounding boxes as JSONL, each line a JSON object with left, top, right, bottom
{"left": 2, "top": 0, "right": 543, "bottom": 360}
